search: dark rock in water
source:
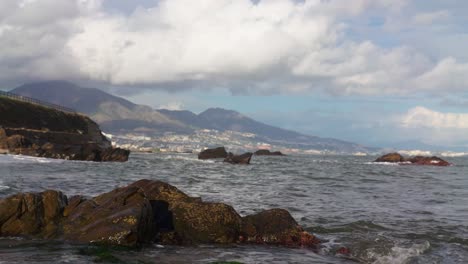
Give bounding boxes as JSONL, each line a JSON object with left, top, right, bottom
{"left": 254, "top": 149, "right": 285, "bottom": 156}
{"left": 63, "top": 186, "right": 155, "bottom": 247}
{"left": 0, "top": 190, "right": 67, "bottom": 239}
{"left": 0, "top": 96, "right": 129, "bottom": 162}
{"left": 0, "top": 180, "right": 320, "bottom": 249}
{"left": 407, "top": 156, "right": 451, "bottom": 166}
{"left": 240, "top": 209, "right": 320, "bottom": 248}
{"left": 374, "top": 153, "right": 405, "bottom": 163}
{"left": 374, "top": 153, "right": 451, "bottom": 166}
{"left": 129, "top": 179, "right": 241, "bottom": 244}
{"left": 198, "top": 147, "right": 228, "bottom": 160}
{"left": 224, "top": 152, "right": 253, "bottom": 164}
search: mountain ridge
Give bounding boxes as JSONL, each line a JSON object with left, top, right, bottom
{"left": 10, "top": 81, "right": 375, "bottom": 153}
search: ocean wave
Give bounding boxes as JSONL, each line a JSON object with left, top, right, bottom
{"left": 160, "top": 155, "right": 216, "bottom": 163}
{"left": 0, "top": 154, "right": 64, "bottom": 164}
{"left": 371, "top": 241, "right": 430, "bottom": 264}
{"left": 364, "top": 161, "right": 412, "bottom": 166}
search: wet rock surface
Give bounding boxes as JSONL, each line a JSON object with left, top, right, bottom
{"left": 254, "top": 149, "right": 285, "bottom": 156}
{"left": 0, "top": 180, "right": 320, "bottom": 249}
{"left": 224, "top": 152, "right": 253, "bottom": 164}
{"left": 198, "top": 147, "right": 228, "bottom": 160}
{"left": 375, "top": 153, "right": 451, "bottom": 166}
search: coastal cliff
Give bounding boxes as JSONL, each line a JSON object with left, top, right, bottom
{"left": 0, "top": 96, "right": 129, "bottom": 161}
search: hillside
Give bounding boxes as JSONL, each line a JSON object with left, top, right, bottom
{"left": 10, "top": 81, "right": 374, "bottom": 153}
{"left": 11, "top": 81, "right": 188, "bottom": 133}
{"left": 0, "top": 96, "right": 129, "bottom": 161}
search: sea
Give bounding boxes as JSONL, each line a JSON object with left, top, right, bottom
{"left": 0, "top": 153, "right": 467, "bottom": 264}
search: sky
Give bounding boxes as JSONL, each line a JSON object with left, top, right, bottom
{"left": 1, "top": 0, "right": 468, "bottom": 148}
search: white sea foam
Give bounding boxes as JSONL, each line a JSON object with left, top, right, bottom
{"left": 371, "top": 241, "right": 430, "bottom": 264}
{"left": 0, "top": 154, "right": 62, "bottom": 164}
{"left": 161, "top": 155, "right": 216, "bottom": 163}
{"left": 364, "top": 162, "right": 409, "bottom": 166}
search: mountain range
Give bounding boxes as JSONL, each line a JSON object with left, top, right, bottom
{"left": 10, "top": 81, "right": 374, "bottom": 153}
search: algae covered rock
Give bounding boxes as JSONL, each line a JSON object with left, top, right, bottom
{"left": 0, "top": 179, "right": 320, "bottom": 249}
{"left": 374, "top": 153, "right": 451, "bottom": 166}
{"left": 240, "top": 209, "right": 320, "bottom": 248}
{"left": 374, "top": 153, "right": 405, "bottom": 163}
{"left": 0, "top": 190, "right": 67, "bottom": 238}
{"left": 63, "top": 186, "right": 155, "bottom": 247}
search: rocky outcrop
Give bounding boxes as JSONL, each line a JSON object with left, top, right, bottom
{"left": 224, "top": 152, "right": 253, "bottom": 164}
{"left": 374, "top": 153, "right": 451, "bottom": 166}
{"left": 254, "top": 149, "right": 285, "bottom": 156}
{"left": 198, "top": 147, "right": 228, "bottom": 160}
{"left": 0, "top": 96, "right": 129, "bottom": 162}
{"left": 407, "top": 156, "right": 451, "bottom": 166}
{"left": 375, "top": 153, "right": 405, "bottom": 163}
{"left": 0, "top": 180, "right": 320, "bottom": 249}
{"left": 240, "top": 209, "right": 320, "bottom": 247}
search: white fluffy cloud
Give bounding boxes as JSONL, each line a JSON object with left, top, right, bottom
{"left": 401, "top": 107, "right": 468, "bottom": 129}
{"left": 1, "top": 0, "right": 467, "bottom": 96}
{"left": 396, "top": 106, "right": 468, "bottom": 145}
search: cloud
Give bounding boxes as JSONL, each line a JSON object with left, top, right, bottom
{"left": 412, "top": 10, "right": 450, "bottom": 25}
{"left": 401, "top": 106, "right": 468, "bottom": 129}
{"left": 0, "top": 0, "right": 467, "bottom": 97}
{"left": 157, "top": 101, "right": 185, "bottom": 111}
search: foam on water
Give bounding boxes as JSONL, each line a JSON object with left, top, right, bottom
{"left": 160, "top": 154, "right": 216, "bottom": 163}
{"left": 371, "top": 241, "right": 430, "bottom": 264}
{"left": 0, "top": 154, "right": 63, "bottom": 164}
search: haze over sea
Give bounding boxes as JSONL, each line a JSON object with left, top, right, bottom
{"left": 1, "top": 153, "right": 467, "bottom": 263}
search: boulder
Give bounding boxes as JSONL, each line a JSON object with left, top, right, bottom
{"left": 408, "top": 156, "right": 451, "bottom": 166}
{"left": 0, "top": 190, "right": 67, "bottom": 238}
{"left": 198, "top": 147, "right": 228, "bottom": 160}
{"left": 374, "top": 153, "right": 451, "bottom": 166}
{"left": 224, "top": 152, "right": 253, "bottom": 164}
{"left": 63, "top": 186, "right": 155, "bottom": 247}
{"left": 254, "top": 149, "right": 285, "bottom": 156}
{"left": 374, "top": 153, "right": 405, "bottom": 163}
{"left": 129, "top": 180, "right": 241, "bottom": 244}
{"left": 0, "top": 180, "right": 320, "bottom": 249}
{"left": 240, "top": 209, "right": 320, "bottom": 248}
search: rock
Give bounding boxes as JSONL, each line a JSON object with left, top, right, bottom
{"left": 198, "top": 147, "right": 228, "bottom": 160}
{"left": 374, "top": 153, "right": 451, "bottom": 166}
{"left": 224, "top": 152, "right": 253, "bottom": 164}
{"left": 374, "top": 153, "right": 405, "bottom": 163}
{"left": 240, "top": 209, "right": 320, "bottom": 248}
{"left": 100, "top": 148, "right": 131, "bottom": 162}
{"left": 63, "top": 186, "right": 155, "bottom": 247}
{"left": 254, "top": 149, "right": 285, "bottom": 156}
{"left": 0, "top": 190, "right": 67, "bottom": 238}
{"left": 408, "top": 156, "right": 451, "bottom": 166}
{"left": 0, "top": 180, "right": 320, "bottom": 249}
{"left": 129, "top": 180, "right": 241, "bottom": 244}
{"left": 0, "top": 97, "right": 129, "bottom": 162}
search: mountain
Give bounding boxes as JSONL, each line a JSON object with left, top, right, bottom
{"left": 11, "top": 81, "right": 188, "bottom": 133}
{"left": 10, "top": 81, "right": 375, "bottom": 153}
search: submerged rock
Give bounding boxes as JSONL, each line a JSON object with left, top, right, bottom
{"left": 224, "top": 152, "right": 253, "bottom": 164}
{"left": 0, "top": 96, "right": 129, "bottom": 162}
{"left": 254, "top": 149, "right": 285, "bottom": 156}
{"left": 374, "top": 153, "right": 451, "bottom": 166}
{"left": 198, "top": 147, "right": 228, "bottom": 160}
{"left": 0, "top": 180, "right": 320, "bottom": 249}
